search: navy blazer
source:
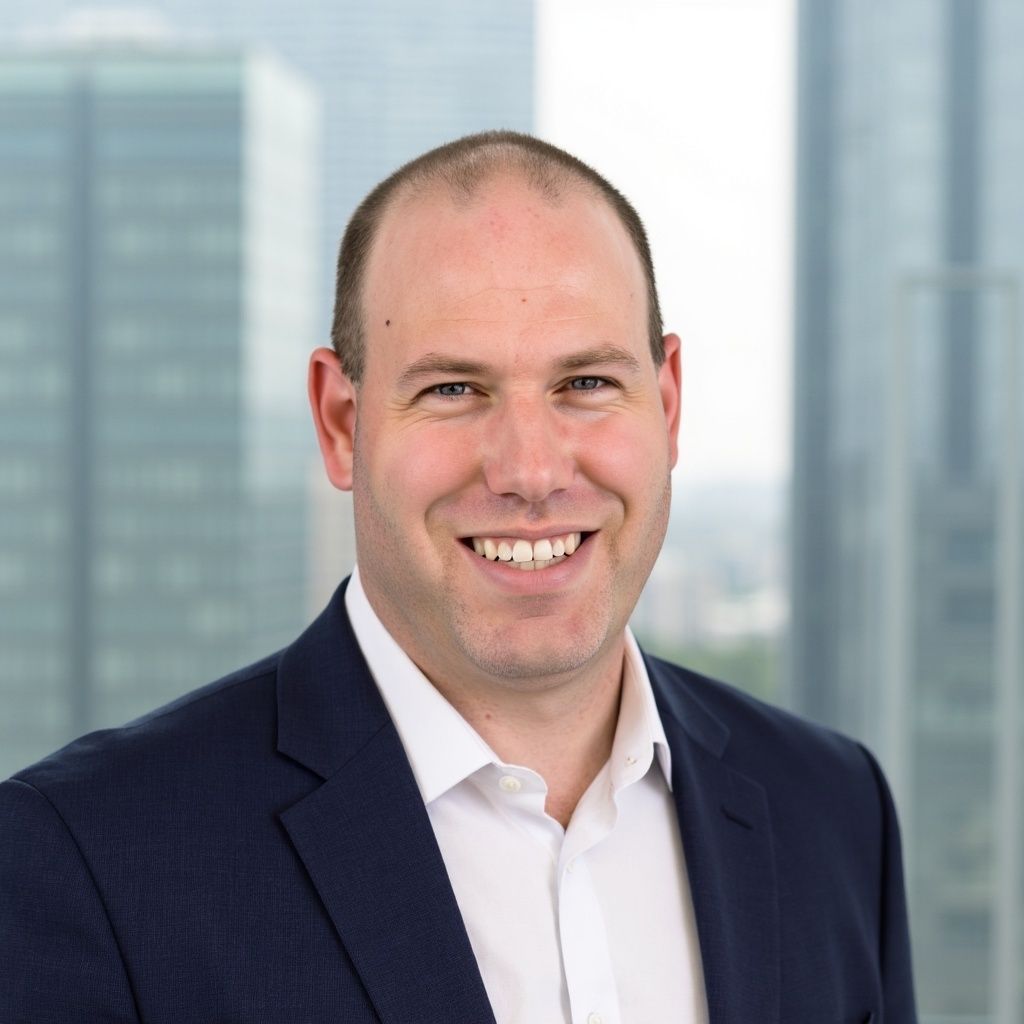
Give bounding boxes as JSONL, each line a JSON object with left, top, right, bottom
{"left": 0, "top": 580, "right": 916, "bottom": 1023}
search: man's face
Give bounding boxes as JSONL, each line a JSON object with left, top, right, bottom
{"left": 346, "top": 176, "right": 680, "bottom": 691}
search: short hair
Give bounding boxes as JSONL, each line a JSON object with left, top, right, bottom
{"left": 330, "top": 130, "right": 665, "bottom": 384}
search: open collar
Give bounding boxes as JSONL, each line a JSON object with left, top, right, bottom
{"left": 344, "top": 565, "right": 675, "bottom": 803}
{"left": 275, "top": 580, "right": 779, "bottom": 1024}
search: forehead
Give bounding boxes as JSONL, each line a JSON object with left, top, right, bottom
{"left": 363, "top": 174, "right": 646, "bottom": 328}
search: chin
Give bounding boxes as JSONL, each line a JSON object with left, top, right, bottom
{"left": 452, "top": 616, "right": 612, "bottom": 685}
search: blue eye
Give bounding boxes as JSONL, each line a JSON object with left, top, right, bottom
{"left": 569, "top": 377, "right": 604, "bottom": 391}
{"left": 433, "top": 383, "right": 471, "bottom": 398}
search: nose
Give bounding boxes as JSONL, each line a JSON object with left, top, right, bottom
{"left": 481, "top": 396, "right": 575, "bottom": 502}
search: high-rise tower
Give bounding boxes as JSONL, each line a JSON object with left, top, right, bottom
{"left": 1, "top": 1, "right": 535, "bottom": 337}
{"left": 0, "top": 35, "right": 320, "bottom": 776}
{"left": 792, "top": 1, "right": 1022, "bottom": 1018}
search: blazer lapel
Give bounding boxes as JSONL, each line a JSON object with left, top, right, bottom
{"left": 647, "top": 656, "right": 780, "bottom": 1024}
{"left": 276, "top": 582, "right": 496, "bottom": 1024}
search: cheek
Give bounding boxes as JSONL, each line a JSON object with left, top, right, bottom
{"left": 369, "top": 426, "right": 479, "bottom": 524}
{"left": 580, "top": 412, "right": 670, "bottom": 498}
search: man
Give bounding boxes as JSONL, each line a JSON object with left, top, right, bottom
{"left": 0, "top": 132, "right": 916, "bottom": 1022}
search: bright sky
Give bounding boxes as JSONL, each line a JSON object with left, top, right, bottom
{"left": 537, "top": 0, "right": 795, "bottom": 487}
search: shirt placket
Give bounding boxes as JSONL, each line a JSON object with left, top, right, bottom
{"left": 556, "top": 765, "right": 624, "bottom": 1024}
{"left": 475, "top": 758, "right": 647, "bottom": 1024}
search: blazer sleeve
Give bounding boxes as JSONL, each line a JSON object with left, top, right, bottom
{"left": 857, "top": 744, "right": 918, "bottom": 1022}
{"left": 0, "top": 778, "right": 141, "bottom": 1024}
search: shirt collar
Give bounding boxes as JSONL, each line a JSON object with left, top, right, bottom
{"left": 617, "top": 628, "right": 674, "bottom": 791}
{"left": 345, "top": 567, "right": 673, "bottom": 805}
{"left": 345, "top": 566, "right": 494, "bottom": 803}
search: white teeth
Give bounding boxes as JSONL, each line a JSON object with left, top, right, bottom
{"left": 509, "top": 555, "right": 566, "bottom": 571}
{"left": 470, "top": 532, "right": 585, "bottom": 570}
{"left": 511, "top": 539, "right": 533, "bottom": 563}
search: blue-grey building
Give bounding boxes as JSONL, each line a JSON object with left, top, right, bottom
{"left": 0, "top": 2, "right": 534, "bottom": 776}
{"left": 792, "top": 1, "right": 1023, "bottom": 1019}
{"left": 0, "top": 39, "right": 321, "bottom": 777}
{"left": 1, "top": 1, "right": 536, "bottom": 337}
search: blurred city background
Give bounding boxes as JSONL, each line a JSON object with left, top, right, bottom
{"left": 0, "top": 1, "right": 1019, "bottom": 1019}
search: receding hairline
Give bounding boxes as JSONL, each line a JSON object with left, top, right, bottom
{"left": 371, "top": 155, "right": 611, "bottom": 249}
{"left": 367, "top": 162, "right": 631, "bottom": 277}
{"left": 360, "top": 169, "right": 648, "bottom": 360}
{"left": 392, "top": 135, "right": 598, "bottom": 203}
{"left": 331, "top": 131, "right": 666, "bottom": 383}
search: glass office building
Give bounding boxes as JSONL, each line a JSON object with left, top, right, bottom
{"left": 792, "top": 1, "right": 1023, "bottom": 1019}
{"left": 0, "top": 3, "right": 534, "bottom": 778}
{"left": 1, "top": 1, "right": 535, "bottom": 338}
{"left": 0, "top": 42, "right": 320, "bottom": 777}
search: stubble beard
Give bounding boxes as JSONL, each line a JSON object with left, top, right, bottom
{"left": 441, "top": 474, "right": 673, "bottom": 689}
{"left": 353, "top": 440, "right": 672, "bottom": 691}
{"left": 445, "top": 585, "right": 617, "bottom": 686}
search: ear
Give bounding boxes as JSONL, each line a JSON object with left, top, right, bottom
{"left": 657, "top": 333, "right": 682, "bottom": 469}
{"left": 308, "top": 346, "right": 357, "bottom": 491}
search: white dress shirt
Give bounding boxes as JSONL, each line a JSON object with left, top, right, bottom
{"left": 346, "top": 567, "right": 708, "bottom": 1024}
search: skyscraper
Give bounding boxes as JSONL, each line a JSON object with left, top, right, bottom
{"left": 0, "top": 4, "right": 535, "bottom": 779}
{"left": 0, "top": 35, "right": 320, "bottom": 777}
{"left": 1, "top": 1, "right": 536, "bottom": 338}
{"left": 792, "top": 1, "right": 1022, "bottom": 1019}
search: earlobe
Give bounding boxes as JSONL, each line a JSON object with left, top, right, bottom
{"left": 308, "top": 346, "right": 357, "bottom": 491}
{"left": 658, "top": 333, "right": 682, "bottom": 468}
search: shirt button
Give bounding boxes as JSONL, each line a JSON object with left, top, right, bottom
{"left": 587, "top": 1014, "right": 604, "bottom": 1024}
{"left": 498, "top": 775, "right": 522, "bottom": 793}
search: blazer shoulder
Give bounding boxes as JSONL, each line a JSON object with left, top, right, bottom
{"left": 9, "top": 650, "right": 283, "bottom": 798}
{"left": 647, "top": 653, "right": 882, "bottom": 802}
{"left": 648, "top": 654, "right": 902, "bottom": 906}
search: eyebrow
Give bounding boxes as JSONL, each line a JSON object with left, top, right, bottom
{"left": 558, "top": 345, "right": 643, "bottom": 373}
{"left": 396, "top": 345, "right": 643, "bottom": 389}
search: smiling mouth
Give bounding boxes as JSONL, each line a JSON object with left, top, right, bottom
{"left": 462, "top": 531, "right": 589, "bottom": 571}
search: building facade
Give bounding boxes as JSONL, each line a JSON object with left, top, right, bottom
{"left": 0, "top": 3, "right": 535, "bottom": 778}
{"left": 792, "top": 1, "right": 1023, "bottom": 1019}
{"left": 0, "top": 42, "right": 320, "bottom": 777}
{"left": 1, "top": 1, "right": 536, "bottom": 339}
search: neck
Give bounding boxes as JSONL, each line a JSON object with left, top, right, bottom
{"left": 431, "top": 642, "right": 626, "bottom": 829}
